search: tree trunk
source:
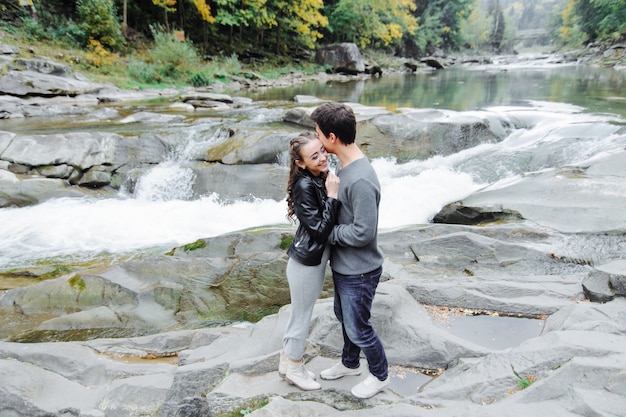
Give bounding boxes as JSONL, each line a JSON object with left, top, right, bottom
{"left": 122, "top": 0, "right": 128, "bottom": 37}
{"left": 29, "top": 0, "right": 38, "bottom": 21}
{"left": 275, "top": 21, "right": 280, "bottom": 54}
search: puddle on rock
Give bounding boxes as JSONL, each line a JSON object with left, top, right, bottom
{"left": 388, "top": 365, "right": 433, "bottom": 396}
{"left": 442, "top": 314, "right": 545, "bottom": 349}
{"left": 425, "top": 306, "right": 546, "bottom": 349}
{"left": 388, "top": 307, "right": 546, "bottom": 397}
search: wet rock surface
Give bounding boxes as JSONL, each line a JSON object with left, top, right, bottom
{"left": 1, "top": 219, "right": 625, "bottom": 416}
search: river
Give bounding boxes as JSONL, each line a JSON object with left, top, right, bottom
{"left": 1, "top": 57, "right": 625, "bottom": 272}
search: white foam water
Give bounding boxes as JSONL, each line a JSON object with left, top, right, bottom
{"left": 1, "top": 105, "right": 623, "bottom": 270}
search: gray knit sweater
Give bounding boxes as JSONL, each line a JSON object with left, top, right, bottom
{"left": 328, "top": 157, "right": 384, "bottom": 275}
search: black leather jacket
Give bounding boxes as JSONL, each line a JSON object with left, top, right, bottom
{"left": 287, "top": 171, "right": 340, "bottom": 266}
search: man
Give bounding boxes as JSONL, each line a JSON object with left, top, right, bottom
{"left": 310, "top": 102, "right": 389, "bottom": 399}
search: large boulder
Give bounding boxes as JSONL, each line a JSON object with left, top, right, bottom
{"left": 315, "top": 43, "right": 365, "bottom": 74}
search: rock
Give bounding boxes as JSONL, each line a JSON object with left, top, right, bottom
{"left": 421, "top": 57, "right": 446, "bottom": 69}
{"left": 12, "top": 58, "right": 72, "bottom": 77}
{"left": 432, "top": 202, "right": 523, "bottom": 225}
{"left": 0, "top": 44, "right": 20, "bottom": 55}
{"left": 455, "top": 163, "right": 626, "bottom": 234}
{"left": 190, "top": 163, "right": 288, "bottom": 201}
{"left": 75, "top": 166, "right": 112, "bottom": 187}
{"left": 315, "top": 43, "right": 365, "bottom": 74}
{"left": 582, "top": 260, "right": 626, "bottom": 302}
{"left": 119, "top": 111, "right": 186, "bottom": 124}
{"left": 204, "top": 128, "right": 291, "bottom": 165}
{"left": 0, "top": 131, "right": 170, "bottom": 197}
{"left": 294, "top": 95, "right": 326, "bottom": 104}
{"left": 0, "top": 70, "right": 105, "bottom": 97}
{"left": 1, "top": 290, "right": 625, "bottom": 416}
{"left": 0, "top": 171, "right": 87, "bottom": 208}
{"left": 180, "top": 92, "right": 234, "bottom": 104}
{"left": 283, "top": 107, "right": 316, "bottom": 127}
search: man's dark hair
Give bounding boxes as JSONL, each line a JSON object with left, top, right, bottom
{"left": 310, "top": 102, "right": 356, "bottom": 145}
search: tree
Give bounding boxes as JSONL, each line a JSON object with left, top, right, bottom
{"left": 577, "top": 0, "right": 626, "bottom": 41}
{"left": 152, "top": 0, "right": 176, "bottom": 30}
{"left": 213, "top": 0, "right": 266, "bottom": 45}
{"left": 403, "top": 0, "right": 473, "bottom": 56}
{"left": 265, "top": 0, "right": 327, "bottom": 52}
{"left": 78, "top": 0, "right": 125, "bottom": 50}
{"left": 557, "top": 0, "right": 625, "bottom": 45}
{"left": 325, "top": 0, "right": 417, "bottom": 49}
{"left": 488, "top": 0, "right": 505, "bottom": 52}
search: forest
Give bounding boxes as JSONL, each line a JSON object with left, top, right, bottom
{"left": 0, "top": 0, "right": 624, "bottom": 87}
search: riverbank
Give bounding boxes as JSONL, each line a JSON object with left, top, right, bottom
{"left": 2, "top": 23, "right": 624, "bottom": 94}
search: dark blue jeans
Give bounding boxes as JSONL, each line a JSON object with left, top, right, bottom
{"left": 332, "top": 266, "right": 388, "bottom": 380}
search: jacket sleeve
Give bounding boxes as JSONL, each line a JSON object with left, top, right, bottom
{"left": 292, "top": 178, "right": 340, "bottom": 244}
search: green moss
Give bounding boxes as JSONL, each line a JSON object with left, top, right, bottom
{"left": 214, "top": 396, "right": 269, "bottom": 417}
{"left": 182, "top": 239, "right": 207, "bottom": 252}
{"left": 279, "top": 233, "right": 293, "bottom": 250}
{"left": 67, "top": 274, "right": 86, "bottom": 291}
{"left": 198, "top": 305, "right": 280, "bottom": 325}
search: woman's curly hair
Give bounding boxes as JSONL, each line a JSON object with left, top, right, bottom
{"left": 286, "top": 131, "right": 327, "bottom": 223}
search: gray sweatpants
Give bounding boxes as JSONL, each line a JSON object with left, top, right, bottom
{"left": 282, "top": 246, "right": 330, "bottom": 360}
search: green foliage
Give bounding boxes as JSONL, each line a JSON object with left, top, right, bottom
{"left": 577, "top": 0, "right": 626, "bottom": 41}
{"left": 189, "top": 71, "right": 212, "bottom": 87}
{"left": 182, "top": 239, "right": 207, "bottom": 252}
{"left": 77, "top": 0, "right": 125, "bottom": 51}
{"left": 127, "top": 58, "right": 160, "bottom": 84}
{"left": 50, "top": 20, "right": 87, "bottom": 48}
{"left": 279, "top": 234, "right": 294, "bottom": 250}
{"left": 556, "top": 0, "right": 626, "bottom": 46}
{"left": 326, "top": 0, "right": 417, "bottom": 49}
{"left": 220, "top": 53, "right": 242, "bottom": 74}
{"left": 511, "top": 364, "right": 536, "bottom": 390}
{"left": 402, "top": 0, "right": 474, "bottom": 55}
{"left": 127, "top": 25, "right": 202, "bottom": 84}
{"left": 18, "top": 17, "right": 50, "bottom": 41}
{"left": 265, "top": 0, "right": 328, "bottom": 52}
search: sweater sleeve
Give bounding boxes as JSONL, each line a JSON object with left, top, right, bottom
{"left": 329, "top": 177, "right": 378, "bottom": 247}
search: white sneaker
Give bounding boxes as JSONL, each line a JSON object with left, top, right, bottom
{"left": 278, "top": 350, "right": 316, "bottom": 379}
{"left": 351, "top": 373, "right": 390, "bottom": 399}
{"left": 320, "top": 361, "right": 361, "bottom": 380}
{"left": 284, "top": 360, "right": 321, "bottom": 391}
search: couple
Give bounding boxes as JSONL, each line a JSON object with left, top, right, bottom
{"left": 279, "top": 102, "right": 389, "bottom": 399}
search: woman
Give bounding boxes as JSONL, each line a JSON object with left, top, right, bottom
{"left": 279, "top": 131, "right": 340, "bottom": 391}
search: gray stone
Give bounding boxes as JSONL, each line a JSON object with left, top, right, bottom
{"left": 315, "top": 43, "right": 365, "bottom": 74}
{"left": 0, "top": 70, "right": 104, "bottom": 97}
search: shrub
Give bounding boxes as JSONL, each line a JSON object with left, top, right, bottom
{"left": 19, "top": 17, "right": 49, "bottom": 41}
{"left": 50, "top": 20, "right": 87, "bottom": 48}
{"left": 127, "top": 58, "right": 159, "bottom": 84}
{"left": 189, "top": 71, "right": 212, "bottom": 87}
{"left": 148, "top": 25, "right": 201, "bottom": 81}
{"left": 77, "top": 0, "right": 125, "bottom": 51}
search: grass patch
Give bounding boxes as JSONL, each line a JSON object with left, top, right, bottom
{"left": 0, "top": 22, "right": 327, "bottom": 91}
{"left": 511, "top": 364, "right": 536, "bottom": 391}
{"left": 214, "top": 396, "right": 269, "bottom": 417}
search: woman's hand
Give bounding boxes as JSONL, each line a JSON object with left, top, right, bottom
{"left": 325, "top": 171, "right": 340, "bottom": 199}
